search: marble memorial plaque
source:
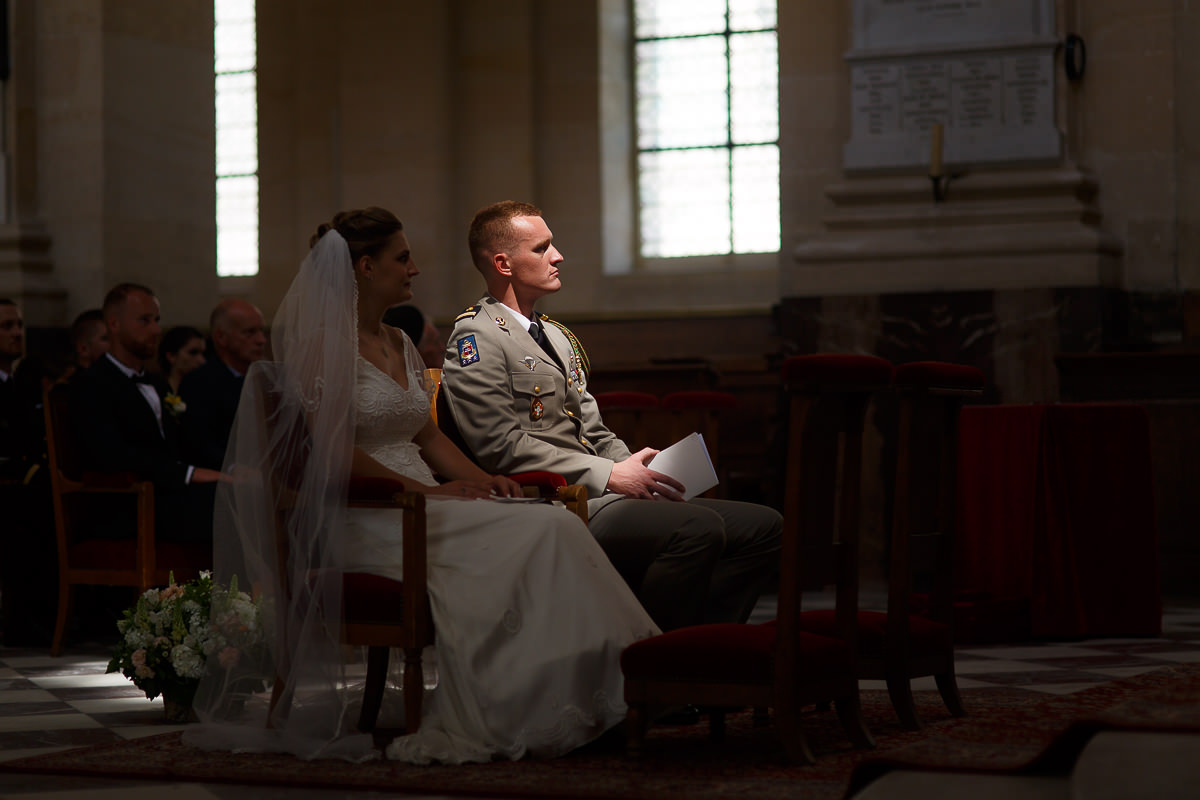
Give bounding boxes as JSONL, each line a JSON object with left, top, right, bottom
{"left": 844, "top": 0, "right": 1060, "bottom": 170}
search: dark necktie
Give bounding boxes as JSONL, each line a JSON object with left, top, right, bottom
{"left": 529, "top": 320, "right": 565, "bottom": 372}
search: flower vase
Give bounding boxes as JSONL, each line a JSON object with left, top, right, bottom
{"left": 162, "top": 696, "right": 197, "bottom": 723}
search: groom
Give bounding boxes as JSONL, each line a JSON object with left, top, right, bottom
{"left": 440, "top": 201, "right": 782, "bottom": 632}
{"left": 70, "top": 283, "right": 224, "bottom": 546}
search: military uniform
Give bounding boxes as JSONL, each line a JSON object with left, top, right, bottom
{"left": 442, "top": 294, "right": 781, "bottom": 630}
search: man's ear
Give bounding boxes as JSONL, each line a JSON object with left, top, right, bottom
{"left": 492, "top": 252, "right": 512, "bottom": 277}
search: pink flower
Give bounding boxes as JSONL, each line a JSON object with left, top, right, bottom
{"left": 131, "top": 649, "right": 147, "bottom": 667}
{"left": 217, "top": 646, "right": 240, "bottom": 669}
{"left": 135, "top": 665, "right": 155, "bottom": 679}
{"left": 160, "top": 585, "right": 185, "bottom": 602}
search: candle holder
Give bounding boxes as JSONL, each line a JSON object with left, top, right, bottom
{"left": 930, "top": 173, "right": 949, "bottom": 203}
{"left": 929, "top": 172, "right": 963, "bottom": 204}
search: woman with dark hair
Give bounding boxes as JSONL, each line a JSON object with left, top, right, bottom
{"left": 187, "top": 207, "right": 657, "bottom": 764}
{"left": 158, "top": 325, "right": 206, "bottom": 393}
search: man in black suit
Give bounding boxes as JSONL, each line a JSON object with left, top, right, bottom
{"left": 70, "top": 283, "right": 225, "bottom": 544}
{"left": 179, "top": 298, "right": 266, "bottom": 470}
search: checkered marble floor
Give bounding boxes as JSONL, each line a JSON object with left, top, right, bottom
{"left": 1, "top": 604, "right": 1199, "bottom": 798}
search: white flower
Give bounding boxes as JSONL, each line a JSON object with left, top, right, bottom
{"left": 170, "top": 644, "right": 204, "bottom": 679}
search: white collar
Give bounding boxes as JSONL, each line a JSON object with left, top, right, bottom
{"left": 496, "top": 301, "right": 535, "bottom": 331}
{"left": 105, "top": 352, "right": 143, "bottom": 379}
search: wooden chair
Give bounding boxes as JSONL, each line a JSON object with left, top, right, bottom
{"left": 620, "top": 354, "right": 890, "bottom": 764}
{"left": 43, "top": 383, "right": 208, "bottom": 657}
{"left": 878, "top": 361, "right": 983, "bottom": 727}
{"left": 660, "top": 390, "right": 738, "bottom": 498}
{"left": 592, "top": 391, "right": 661, "bottom": 449}
{"left": 798, "top": 360, "right": 982, "bottom": 729}
{"left": 424, "top": 367, "right": 443, "bottom": 425}
{"left": 265, "top": 366, "right": 589, "bottom": 734}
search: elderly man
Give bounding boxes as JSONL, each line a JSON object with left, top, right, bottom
{"left": 440, "top": 201, "right": 781, "bottom": 632}
{"left": 70, "top": 284, "right": 225, "bottom": 545}
{"left": 179, "top": 298, "right": 266, "bottom": 470}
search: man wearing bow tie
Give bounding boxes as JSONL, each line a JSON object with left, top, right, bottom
{"left": 70, "top": 284, "right": 224, "bottom": 545}
{"left": 441, "top": 202, "right": 781, "bottom": 632}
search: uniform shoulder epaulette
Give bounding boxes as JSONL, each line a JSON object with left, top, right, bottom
{"left": 540, "top": 314, "right": 591, "bottom": 377}
{"left": 454, "top": 304, "right": 481, "bottom": 323}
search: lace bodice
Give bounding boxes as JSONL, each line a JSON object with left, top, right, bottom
{"left": 355, "top": 353, "right": 436, "bottom": 484}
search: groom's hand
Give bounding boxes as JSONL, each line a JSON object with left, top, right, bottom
{"left": 606, "top": 448, "right": 685, "bottom": 501}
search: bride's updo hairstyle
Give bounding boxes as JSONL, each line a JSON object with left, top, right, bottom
{"left": 310, "top": 206, "right": 403, "bottom": 264}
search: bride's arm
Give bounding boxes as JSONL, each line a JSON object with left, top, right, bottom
{"left": 413, "top": 419, "right": 522, "bottom": 497}
{"left": 351, "top": 442, "right": 497, "bottom": 499}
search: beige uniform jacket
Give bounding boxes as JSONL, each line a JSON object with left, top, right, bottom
{"left": 441, "top": 295, "right": 631, "bottom": 499}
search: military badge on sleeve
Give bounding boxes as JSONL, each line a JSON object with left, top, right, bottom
{"left": 457, "top": 335, "right": 480, "bottom": 367}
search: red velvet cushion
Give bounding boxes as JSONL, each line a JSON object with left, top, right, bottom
{"left": 593, "top": 391, "right": 660, "bottom": 409}
{"left": 342, "top": 572, "right": 407, "bottom": 624}
{"left": 893, "top": 361, "right": 985, "bottom": 391}
{"left": 795, "top": 610, "right": 951, "bottom": 658}
{"left": 620, "top": 623, "right": 851, "bottom": 684}
{"left": 347, "top": 475, "right": 408, "bottom": 502}
{"left": 509, "top": 471, "right": 567, "bottom": 490}
{"left": 782, "top": 354, "right": 894, "bottom": 387}
{"left": 66, "top": 540, "right": 210, "bottom": 572}
{"left": 661, "top": 391, "right": 738, "bottom": 411}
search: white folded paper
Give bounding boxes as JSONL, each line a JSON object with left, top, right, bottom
{"left": 647, "top": 432, "right": 719, "bottom": 500}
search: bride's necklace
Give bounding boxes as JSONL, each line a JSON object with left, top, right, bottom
{"left": 358, "top": 329, "right": 393, "bottom": 363}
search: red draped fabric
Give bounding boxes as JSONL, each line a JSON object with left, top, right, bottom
{"left": 956, "top": 403, "right": 1161, "bottom": 638}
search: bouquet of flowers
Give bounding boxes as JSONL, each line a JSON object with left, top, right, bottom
{"left": 107, "top": 572, "right": 268, "bottom": 718}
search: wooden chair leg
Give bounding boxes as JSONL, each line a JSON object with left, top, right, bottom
{"left": 401, "top": 645, "right": 423, "bottom": 734}
{"left": 625, "top": 704, "right": 648, "bottom": 757}
{"left": 773, "top": 705, "right": 815, "bottom": 765}
{"left": 50, "top": 582, "right": 72, "bottom": 657}
{"left": 886, "top": 674, "right": 921, "bottom": 730}
{"left": 358, "top": 645, "right": 391, "bottom": 732}
{"left": 834, "top": 693, "right": 875, "bottom": 749}
{"left": 935, "top": 670, "right": 966, "bottom": 717}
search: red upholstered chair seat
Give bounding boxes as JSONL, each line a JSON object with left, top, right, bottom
{"left": 893, "top": 361, "right": 986, "bottom": 391}
{"left": 782, "top": 354, "right": 895, "bottom": 386}
{"left": 793, "top": 611, "right": 951, "bottom": 659}
{"left": 620, "top": 623, "right": 852, "bottom": 685}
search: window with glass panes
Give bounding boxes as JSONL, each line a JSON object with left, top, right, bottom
{"left": 215, "top": 0, "right": 258, "bottom": 277}
{"left": 634, "top": 0, "right": 779, "bottom": 259}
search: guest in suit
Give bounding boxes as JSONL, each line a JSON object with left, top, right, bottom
{"left": 441, "top": 201, "right": 782, "bottom": 631}
{"left": 158, "top": 325, "right": 206, "bottom": 394}
{"left": 70, "top": 283, "right": 226, "bottom": 545}
{"left": 0, "top": 299, "right": 57, "bottom": 645}
{"left": 179, "top": 298, "right": 265, "bottom": 470}
{"left": 382, "top": 304, "right": 445, "bottom": 369}
{"left": 71, "top": 309, "right": 110, "bottom": 372}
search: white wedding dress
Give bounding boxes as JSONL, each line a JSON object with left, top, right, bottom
{"left": 342, "top": 346, "right": 659, "bottom": 764}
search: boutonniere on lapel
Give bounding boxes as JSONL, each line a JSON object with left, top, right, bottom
{"left": 163, "top": 393, "right": 187, "bottom": 419}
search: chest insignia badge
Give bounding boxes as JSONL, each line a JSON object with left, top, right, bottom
{"left": 523, "top": 356, "right": 537, "bottom": 371}
{"left": 530, "top": 397, "right": 545, "bottom": 421}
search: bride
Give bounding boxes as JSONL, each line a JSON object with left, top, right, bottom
{"left": 185, "top": 207, "right": 658, "bottom": 763}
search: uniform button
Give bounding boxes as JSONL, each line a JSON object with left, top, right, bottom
{"left": 580, "top": 437, "right": 587, "bottom": 444}
{"left": 534, "top": 385, "right": 540, "bottom": 392}
{"left": 566, "top": 410, "right": 574, "bottom": 416}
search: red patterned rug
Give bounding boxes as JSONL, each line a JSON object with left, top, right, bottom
{"left": 4, "top": 665, "right": 1200, "bottom": 800}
